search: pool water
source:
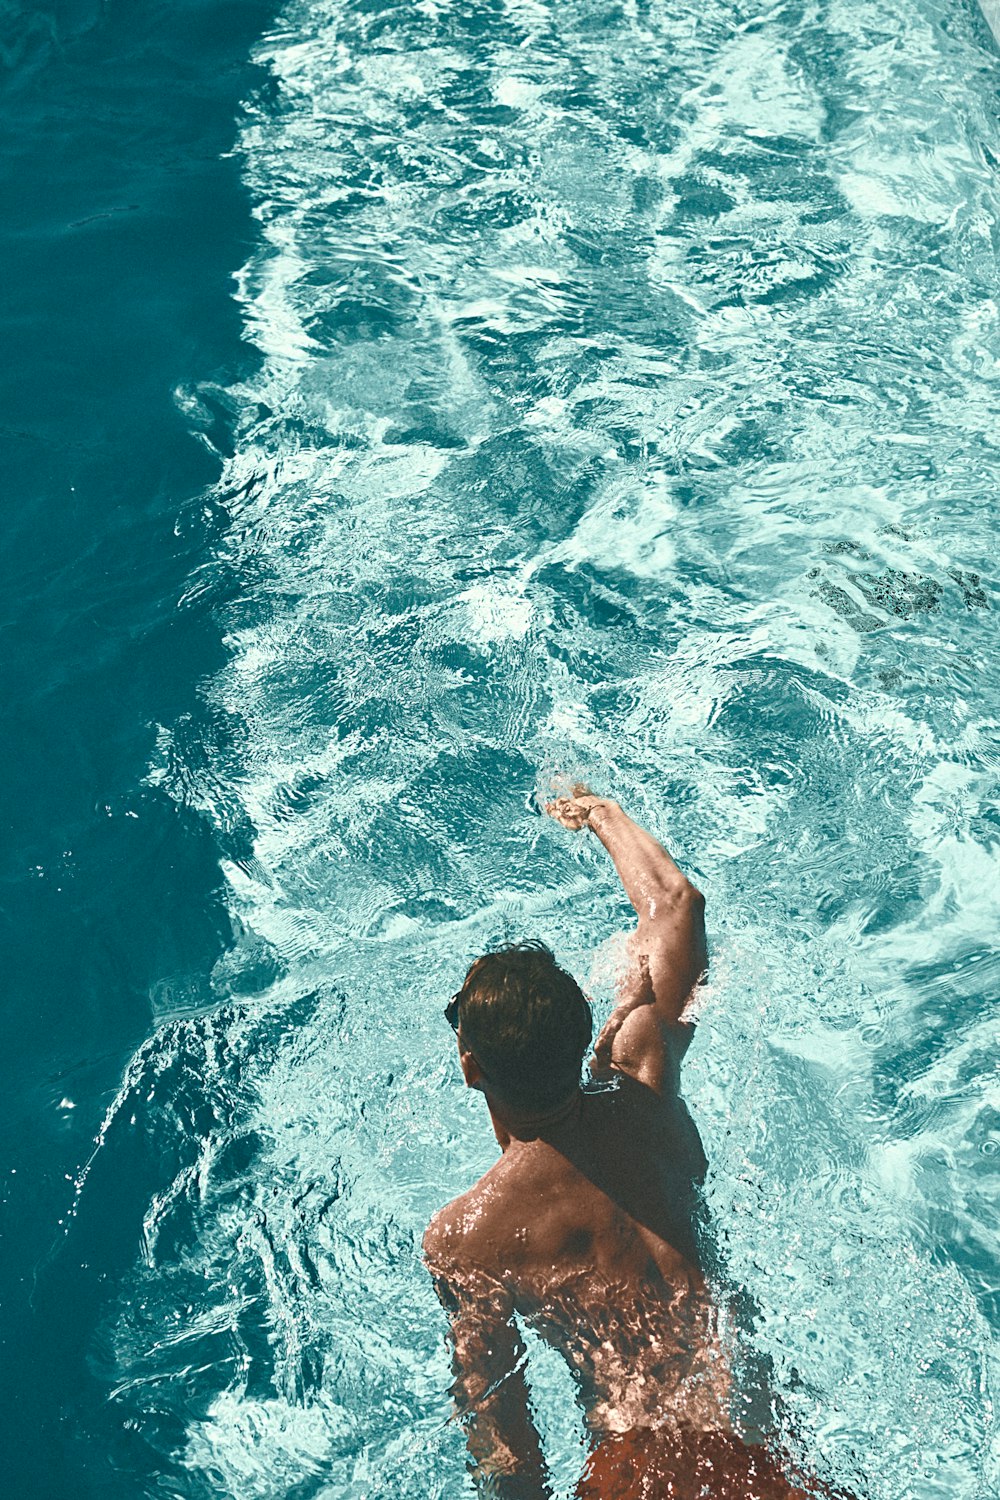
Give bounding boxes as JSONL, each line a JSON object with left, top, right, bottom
{"left": 5, "top": 0, "right": 999, "bottom": 1496}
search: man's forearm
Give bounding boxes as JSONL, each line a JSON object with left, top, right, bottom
{"left": 586, "top": 800, "right": 699, "bottom": 922}
{"left": 462, "top": 1394, "right": 552, "bottom": 1500}
{"left": 585, "top": 799, "right": 707, "bottom": 1032}
{"left": 544, "top": 790, "right": 706, "bottom": 1029}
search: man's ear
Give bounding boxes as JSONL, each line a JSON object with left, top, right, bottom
{"left": 459, "top": 1048, "right": 484, "bottom": 1091}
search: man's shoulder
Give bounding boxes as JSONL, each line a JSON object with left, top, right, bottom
{"left": 422, "top": 1170, "right": 505, "bottom": 1275}
{"left": 603, "top": 1009, "right": 696, "bottom": 1096}
{"left": 422, "top": 1190, "right": 472, "bottom": 1270}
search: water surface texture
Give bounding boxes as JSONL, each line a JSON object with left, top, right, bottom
{"left": 0, "top": 1, "right": 277, "bottom": 1491}
{"left": 24, "top": 0, "right": 1000, "bottom": 1496}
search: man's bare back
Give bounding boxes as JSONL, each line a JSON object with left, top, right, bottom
{"left": 426, "top": 1066, "right": 734, "bottom": 1441}
{"left": 425, "top": 794, "right": 821, "bottom": 1499}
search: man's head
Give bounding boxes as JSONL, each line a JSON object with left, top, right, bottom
{"left": 447, "top": 941, "right": 592, "bottom": 1113}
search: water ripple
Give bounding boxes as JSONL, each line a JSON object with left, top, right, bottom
{"left": 65, "top": 0, "right": 1000, "bottom": 1493}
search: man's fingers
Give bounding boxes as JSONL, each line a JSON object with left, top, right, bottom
{"left": 544, "top": 797, "right": 587, "bottom": 829}
{"left": 544, "top": 792, "right": 611, "bottom": 829}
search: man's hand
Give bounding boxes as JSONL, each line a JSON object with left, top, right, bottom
{"left": 544, "top": 785, "right": 617, "bottom": 831}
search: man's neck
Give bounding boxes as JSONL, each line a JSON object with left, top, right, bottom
{"left": 487, "top": 1089, "right": 583, "bottom": 1151}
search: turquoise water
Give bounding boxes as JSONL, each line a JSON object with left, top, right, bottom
{"left": 4, "top": 0, "right": 1000, "bottom": 1496}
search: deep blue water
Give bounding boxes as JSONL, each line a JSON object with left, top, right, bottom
{"left": 3, "top": 1, "right": 1000, "bottom": 1497}
{"left": 0, "top": 3, "right": 275, "bottom": 1493}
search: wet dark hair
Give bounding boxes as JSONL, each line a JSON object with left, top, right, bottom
{"left": 453, "top": 941, "right": 592, "bottom": 1110}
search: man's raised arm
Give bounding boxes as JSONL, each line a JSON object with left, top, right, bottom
{"left": 545, "top": 792, "right": 707, "bottom": 1091}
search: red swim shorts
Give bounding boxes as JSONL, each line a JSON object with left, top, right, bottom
{"left": 575, "top": 1425, "right": 820, "bottom": 1500}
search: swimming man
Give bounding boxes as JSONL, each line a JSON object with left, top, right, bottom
{"left": 424, "top": 790, "right": 818, "bottom": 1499}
